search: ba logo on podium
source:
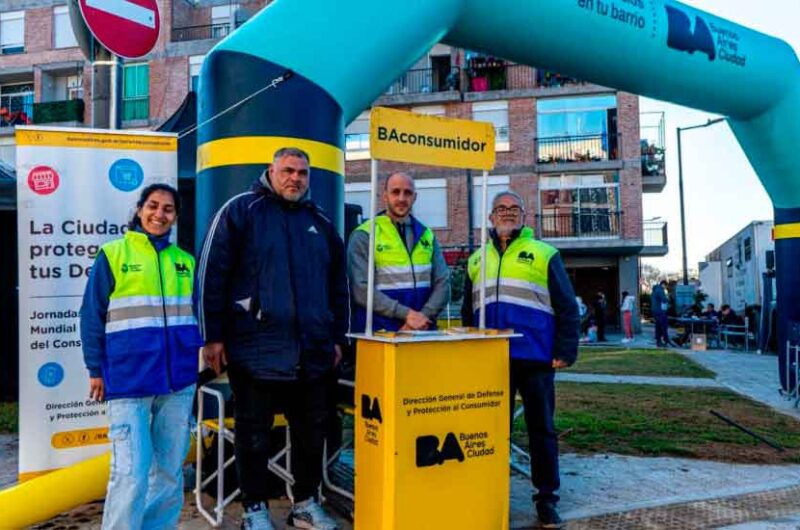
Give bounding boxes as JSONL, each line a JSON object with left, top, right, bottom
{"left": 361, "top": 394, "right": 382, "bottom": 423}
{"left": 415, "top": 433, "right": 465, "bottom": 467}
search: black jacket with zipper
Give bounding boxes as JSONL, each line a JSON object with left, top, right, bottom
{"left": 197, "top": 175, "right": 349, "bottom": 380}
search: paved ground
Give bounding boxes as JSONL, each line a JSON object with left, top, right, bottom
{"left": 6, "top": 333, "right": 800, "bottom": 529}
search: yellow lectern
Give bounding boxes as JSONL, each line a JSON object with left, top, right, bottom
{"left": 354, "top": 332, "right": 510, "bottom": 530}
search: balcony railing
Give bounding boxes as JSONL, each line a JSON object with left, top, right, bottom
{"left": 538, "top": 211, "right": 622, "bottom": 239}
{"left": 0, "top": 101, "right": 33, "bottom": 128}
{"left": 384, "top": 67, "right": 460, "bottom": 96}
{"left": 171, "top": 23, "right": 237, "bottom": 42}
{"left": 466, "top": 63, "right": 536, "bottom": 92}
{"left": 641, "top": 143, "right": 665, "bottom": 176}
{"left": 535, "top": 70, "right": 588, "bottom": 89}
{"left": 33, "top": 99, "right": 84, "bottom": 124}
{"left": 535, "top": 133, "right": 620, "bottom": 164}
{"left": 122, "top": 97, "right": 149, "bottom": 121}
{"left": 644, "top": 220, "right": 668, "bottom": 247}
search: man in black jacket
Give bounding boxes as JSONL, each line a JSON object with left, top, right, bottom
{"left": 199, "top": 147, "right": 346, "bottom": 530}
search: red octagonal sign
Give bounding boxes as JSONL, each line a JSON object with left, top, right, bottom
{"left": 79, "top": 0, "right": 160, "bottom": 59}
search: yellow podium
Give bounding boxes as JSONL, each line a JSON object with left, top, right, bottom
{"left": 354, "top": 331, "right": 510, "bottom": 530}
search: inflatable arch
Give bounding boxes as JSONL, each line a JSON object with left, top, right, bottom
{"left": 196, "top": 0, "right": 800, "bottom": 390}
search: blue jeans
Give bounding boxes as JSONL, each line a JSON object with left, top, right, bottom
{"left": 102, "top": 384, "right": 195, "bottom": 530}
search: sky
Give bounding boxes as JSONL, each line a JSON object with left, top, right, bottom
{"left": 640, "top": 0, "right": 800, "bottom": 273}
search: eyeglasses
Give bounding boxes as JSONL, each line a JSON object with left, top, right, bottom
{"left": 492, "top": 205, "right": 523, "bottom": 215}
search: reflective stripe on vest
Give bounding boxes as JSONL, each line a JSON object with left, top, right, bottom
{"left": 356, "top": 215, "right": 434, "bottom": 293}
{"left": 103, "top": 231, "right": 198, "bottom": 335}
{"left": 467, "top": 227, "right": 556, "bottom": 315}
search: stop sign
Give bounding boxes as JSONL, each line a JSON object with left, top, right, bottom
{"left": 78, "top": 0, "right": 160, "bottom": 59}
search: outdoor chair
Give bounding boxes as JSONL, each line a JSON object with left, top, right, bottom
{"left": 720, "top": 317, "right": 753, "bottom": 351}
{"left": 195, "top": 381, "right": 356, "bottom": 527}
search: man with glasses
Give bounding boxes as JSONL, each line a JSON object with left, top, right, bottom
{"left": 348, "top": 171, "right": 450, "bottom": 332}
{"left": 461, "top": 191, "right": 579, "bottom": 529}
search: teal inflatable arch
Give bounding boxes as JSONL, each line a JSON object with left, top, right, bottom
{"left": 196, "top": 0, "right": 800, "bottom": 390}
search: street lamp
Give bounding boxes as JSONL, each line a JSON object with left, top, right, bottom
{"left": 676, "top": 117, "right": 726, "bottom": 285}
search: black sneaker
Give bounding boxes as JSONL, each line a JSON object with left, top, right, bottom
{"left": 536, "top": 502, "right": 564, "bottom": 529}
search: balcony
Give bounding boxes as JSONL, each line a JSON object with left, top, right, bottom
{"left": 463, "top": 61, "right": 608, "bottom": 102}
{"left": 641, "top": 219, "right": 669, "bottom": 256}
{"left": 32, "top": 99, "right": 84, "bottom": 125}
{"left": 0, "top": 101, "right": 32, "bottom": 128}
{"left": 171, "top": 23, "right": 236, "bottom": 42}
{"left": 641, "top": 111, "right": 667, "bottom": 192}
{"left": 534, "top": 133, "right": 622, "bottom": 173}
{"left": 538, "top": 211, "right": 622, "bottom": 240}
{"left": 376, "top": 67, "right": 461, "bottom": 106}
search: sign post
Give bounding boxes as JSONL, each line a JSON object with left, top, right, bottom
{"left": 78, "top": 0, "right": 160, "bottom": 59}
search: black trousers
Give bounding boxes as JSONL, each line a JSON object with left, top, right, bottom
{"left": 228, "top": 365, "right": 330, "bottom": 505}
{"left": 511, "top": 360, "right": 560, "bottom": 505}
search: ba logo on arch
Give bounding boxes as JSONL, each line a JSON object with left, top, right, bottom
{"left": 665, "top": 5, "right": 715, "bottom": 61}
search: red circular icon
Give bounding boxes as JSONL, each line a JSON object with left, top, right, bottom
{"left": 28, "top": 166, "right": 60, "bottom": 195}
{"left": 79, "top": 0, "right": 160, "bottom": 59}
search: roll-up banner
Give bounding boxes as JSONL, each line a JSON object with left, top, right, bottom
{"left": 15, "top": 126, "right": 178, "bottom": 480}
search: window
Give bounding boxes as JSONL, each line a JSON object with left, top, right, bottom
{"left": 726, "top": 257, "right": 734, "bottom": 277}
{"left": 211, "top": 5, "right": 237, "bottom": 38}
{"left": 53, "top": 6, "right": 77, "bottom": 49}
{"left": 744, "top": 237, "right": 752, "bottom": 262}
{"left": 344, "top": 182, "right": 373, "bottom": 218}
{"left": 0, "top": 11, "right": 25, "bottom": 54}
{"left": 411, "top": 105, "right": 445, "bottom": 116}
{"left": 413, "top": 178, "right": 448, "bottom": 228}
{"left": 538, "top": 173, "right": 620, "bottom": 238}
{"left": 345, "top": 111, "right": 370, "bottom": 160}
{"left": 0, "top": 83, "right": 33, "bottom": 125}
{"left": 122, "top": 63, "right": 149, "bottom": 121}
{"left": 347, "top": 178, "right": 448, "bottom": 228}
{"left": 471, "top": 176, "right": 509, "bottom": 228}
{"left": 189, "top": 55, "right": 204, "bottom": 91}
{"left": 536, "top": 95, "right": 618, "bottom": 163}
{"left": 472, "top": 101, "right": 509, "bottom": 151}
{"left": 66, "top": 74, "right": 83, "bottom": 100}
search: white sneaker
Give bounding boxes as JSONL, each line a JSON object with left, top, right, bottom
{"left": 241, "top": 502, "right": 275, "bottom": 530}
{"left": 288, "top": 498, "right": 339, "bottom": 530}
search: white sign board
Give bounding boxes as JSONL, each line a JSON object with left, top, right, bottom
{"left": 16, "top": 126, "right": 177, "bottom": 480}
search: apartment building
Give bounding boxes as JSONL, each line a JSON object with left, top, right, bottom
{"left": 0, "top": 0, "right": 669, "bottom": 331}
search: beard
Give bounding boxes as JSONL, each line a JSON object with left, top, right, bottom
{"left": 494, "top": 224, "right": 518, "bottom": 237}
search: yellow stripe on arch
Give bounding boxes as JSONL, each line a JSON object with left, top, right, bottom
{"left": 197, "top": 136, "right": 344, "bottom": 175}
{"left": 774, "top": 222, "right": 800, "bottom": 240}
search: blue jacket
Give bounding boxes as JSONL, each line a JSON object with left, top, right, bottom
{"left": 197, "top": 176, "right": 349, "bottom": 380}
{"left": 461, "top": 229, "right": 580, "bottom": 366}
{"left": 80, "top": 229, "right": 201, "bottom": 399}
{"left": 651, "top": 284, "right": 669, "bottom": 315}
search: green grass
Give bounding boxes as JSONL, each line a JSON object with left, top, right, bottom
{"left": 0, "top": 402, "right": 17, "bottom": 433}
{"left": 513, "top": 382, "right": 800, "bottom": 464}
{"left": 566, "top": 347, "right": 716, "bottom": 378}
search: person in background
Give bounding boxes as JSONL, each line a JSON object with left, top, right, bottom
{"left": 593, "top": 291, "right": 608, "bottom": 342}
{"left": 702, "top": 303, "right": 719, "bottom": 321}
{"left": 80, "top": 184, "right": 202, "bottom": 529}
{"left": 651, "top": 280, "right": 671, "bottom": 347}
{"left": 576, "top": 296, "right": 589, "bottom": 338}
{"left": 620, "top": 290, "right": 636, "bottom": 343}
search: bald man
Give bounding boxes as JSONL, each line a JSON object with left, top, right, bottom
{"left": 348, "top": 172, "right": 450, "bottom": 332}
